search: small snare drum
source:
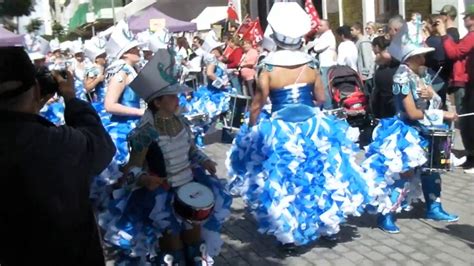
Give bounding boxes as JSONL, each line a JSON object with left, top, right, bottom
{"left": 421, "top": 127, "right": 453, "bottom": 172}
{"left": 173, "top": 182, "right": 215, "bottom": 222}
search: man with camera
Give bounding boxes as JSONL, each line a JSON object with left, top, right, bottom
{"left": 0, "top": 47, "right": 115, "bottom": 265}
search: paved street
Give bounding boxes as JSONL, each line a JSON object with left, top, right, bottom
{"left": 204, "top": 133, "right": 474, "bottom": 266}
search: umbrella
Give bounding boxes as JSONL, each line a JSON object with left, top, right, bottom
{"left": 0, "top": 27, "right": 24, "bottom": 47}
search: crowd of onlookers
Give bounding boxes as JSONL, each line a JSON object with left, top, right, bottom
{"left": 179, "top": 4, "right": 474, "bottom": 173}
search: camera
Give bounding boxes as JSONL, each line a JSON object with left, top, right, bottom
{"left": 35, "top": 65, "right": 67, "bottom": 96}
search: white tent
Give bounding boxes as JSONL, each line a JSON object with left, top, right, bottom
{"left": 191, "top": 6, "right": 227, "bottom": 31}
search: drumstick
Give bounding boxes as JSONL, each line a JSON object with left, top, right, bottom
{"left": 427, "top": 67, "right": 443, "bottom": 85}
{"left": 458, "top": 112, "right": 474, "bottom": 118}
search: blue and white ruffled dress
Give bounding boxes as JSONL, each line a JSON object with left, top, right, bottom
{"left": 100, "top": 115, "right": 232, "bottom": 262}
{"left": 180, "top": 56, "right": 231, "bottom": 146}
{"left": 227, "top": 84, "right": 377, "bottom": 245}
{"left": 361, "top": 64, "right": 434, "bottom": 214}
{"left": 39, "top": 98, "right": 65, "bottom": 126}
{"left": 90, "top": 62, "right": 141, "bottom": 205}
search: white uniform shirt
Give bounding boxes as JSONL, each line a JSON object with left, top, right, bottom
{"left": 311, "top": 30, "right": 337, "bottom": 67}
{"left": 337, "top": 40, "right": 358, "bottom": 72}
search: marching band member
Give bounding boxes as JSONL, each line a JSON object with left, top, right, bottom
{"left": 69, "top": 39, "right": 89, "bottom": 101}
{"left": 101, "top": 47, "right": 231, "bottom": 265}
{"left": 84, "top": 37, "right": 108, "bottom": 103}
{"left": 227, "top": 2, "right": 377, "bottom": 251}
{"left": 364, "top": 19, "right": 459, "bottom": 234}
{"left": 89, "top": 20, "right": 144, "bottom": 206}
{"left": 180, "top": 31, "right": 231, "bottom": 146}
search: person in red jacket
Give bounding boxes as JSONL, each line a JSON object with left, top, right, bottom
{"left": 436, "top": 4, "right": 474, "bottom": 173}
{"left": 224, "top": 36, "right": 244, "bottom": 94}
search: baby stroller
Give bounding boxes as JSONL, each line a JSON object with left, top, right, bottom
{"left": 327, "top": 65, "right": 370, "bottom": 128}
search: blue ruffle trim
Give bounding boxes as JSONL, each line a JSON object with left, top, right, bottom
{"left": 99, "top": 167, "right": 232, "bottom": 259}
{"left": 361, "top": 116, "right": 428, "bottom": 213}
{"left": 40, "top": 101, "right": 65, "bottom": 126}
{"left": 226, "top": 108, "right": 374, "bottom": 245}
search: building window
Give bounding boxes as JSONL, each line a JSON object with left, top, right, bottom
{"left": 375, "top": 0, "right": 400, "bottom": 23}
{"left": 405, "top": 0, "right": 431, "bottom": 21}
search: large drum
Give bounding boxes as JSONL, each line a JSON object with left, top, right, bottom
{"left": 173, "top": 182, "right": 215, "bottom": 222}
{"left": 421, "top": 127, "right": 453, "bottom": 172}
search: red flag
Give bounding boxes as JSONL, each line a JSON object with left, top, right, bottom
{"left": 236, "top": 15, "right": 253, "bottom": 37}
{"left": 227, "top": 0, "right": 239, "bottom": 21}
{"left": 242, "top": 19, "right": 264, "bottom": 47}
{"left": 305, "top": 0, "right": 321, "bottom": 31}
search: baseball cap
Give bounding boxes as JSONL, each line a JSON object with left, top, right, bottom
{"left": 439, "top": 5, "right": 457, "bottom": 18}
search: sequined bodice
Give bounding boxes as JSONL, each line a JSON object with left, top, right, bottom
{"left": 269, "top": 83, "right": 315, "bottom": 113}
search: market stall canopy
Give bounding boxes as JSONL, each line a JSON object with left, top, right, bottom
{"left": 128, "top": 4, "right": 197, "bottom": 33}
{"left": 0, "top": 27, "right": 24, "bottom": 47}
{"left": 191, "top": 6, "right": 227, "bottom": 31}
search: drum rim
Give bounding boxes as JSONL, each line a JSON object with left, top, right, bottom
{"left": 176, "top": 182, "right": 215, "bottom": 208}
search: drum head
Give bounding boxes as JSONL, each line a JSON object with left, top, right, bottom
{"left": 177, "top": 182, "right": 214, "bottom": 208}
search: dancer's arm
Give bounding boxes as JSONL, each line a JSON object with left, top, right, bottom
{"left": 104, "top": 71, "right": 144, "bottom": 116}
{"left": 250, "top": 71, "right": 270, "bottom": 126}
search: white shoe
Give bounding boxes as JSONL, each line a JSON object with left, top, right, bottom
{"left": 452, "top": 154, "right": 467, "bottom": 167}
{"left": 464, "top": 167, "right": 474, "bottom": 174}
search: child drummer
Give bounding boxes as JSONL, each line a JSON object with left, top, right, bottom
{"left": 100, "top": 47, "right": 232, "bottom": 265}
{"left": 362, "top": 17, "right": 459, "bottom": 234}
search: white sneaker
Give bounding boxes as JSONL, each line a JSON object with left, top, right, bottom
{"left": 452, "top": 154, "right": 467, "bottom": 167}
{"left": 464, "top": 167, "right": 474, "bottom": 174}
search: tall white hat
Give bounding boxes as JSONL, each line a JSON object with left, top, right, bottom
{"left": 201, "top": 30, "right": 224, "bottom": 53}
{"left": 387, "top": 16, "right": 434, "bottom": 62}
{"left": 267, "top": 2, "right": 311, "bottom": 49}
{"left": 149, "top": 29, "right": 171, "bottom": 52}
{"left": 70, "top": 39, "right": 84, "bottom": 54}
{"left": 106, "top": 19, "right": 140, "bottom": 59}
{"left": 84, "top": 36, "right": 107, "bottom": 61}
{"left": 49, "top": 38, "right": 61, "bottom": 52}
{"left": 26, "top": 35, "right": 50, "bottom": 61}
{"left": 129, "top": 47, "right": 192, "bottom": 102}
{"left": 136, "top": 30, "right": 152, "bottom": 51}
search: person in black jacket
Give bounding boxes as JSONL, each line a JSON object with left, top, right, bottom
{"left": 0, "top": 47, "right": 115, "bottom": 265}
{"left": 370, "top": 36, "right": 399, "bottom": 119}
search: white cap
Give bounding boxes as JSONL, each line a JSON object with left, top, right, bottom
{"left": 388, "top": 19, "right": 434, "bottom": 62}
{"left": 49, "top": 38, "right": 61, "bottom": 52}
{"left": 70, "top": 39, "right": 84, "bottom": 54}
{"left": 201, "top": 30, "right": 224, "bottom": 53}
{"left": 106, "top": 19, "right": 140, "bottom": 59}
{"left": 261, "top": 27, "right": 276, "bottom": 52}
{"left": 84, "top": 36, "right": 107, "bottom": 61}
{"left": 267, "top": 2, "right": 310, "bottom": 49}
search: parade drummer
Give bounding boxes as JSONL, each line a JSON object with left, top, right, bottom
{"left": 363, "top": 18, "right": 459, "bottom": 234}
{"left": 100, "top": 47, "right": 232, "bottom": 265}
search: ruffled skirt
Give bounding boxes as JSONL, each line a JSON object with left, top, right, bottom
{"left": 40, "top": 101, "right": 65, "bottom": 125}
{"left": 180, "top": 86, "right": 230, "bottom": 146}
{"left": 100, "top": 167, "right": 232, "bottom": 261}
{"left": 362, "top": 117, "right": 428, "bottom": 213}
{"left": 227, "top": 107, "right": 376, "bottom": 245}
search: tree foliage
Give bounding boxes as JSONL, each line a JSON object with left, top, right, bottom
{"left": 0, "top": 0, "right": 35, "bottom": 17}
{"left": 25, "top": 18, "right": 43, "bottom": 33}
{"left": 52, "top": 21, "right": 65, "bottom": 39}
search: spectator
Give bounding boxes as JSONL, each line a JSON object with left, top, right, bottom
{"left": 365, "top": 21, "right": 377, "bottom": 41}
{"left": 311, "top": 19, "right": 337, "bottom": 109}
{"left": 369, "top": 36, "right": 399, "bottom": 119}
{"left": 0, "top": 47, "right": 115, "bottom": 265}
{"left": 425, "top": 14, "right": 450, "bottom": 106}
{"left": 435, "top": 5, "right": 474, "bottom": 173}
{"left": 439, "top": 4, "right": 460, "bottom": 42}
{"left": 225, "top": 36, "right": 244, "bottom": 94}
{"left": 351, "top": 22, "right": 375, "bottom": 80}
{"left": 239, "top": 39, "right": 259, "bottom": 97}
{"left": 176, "top": 36, "right": 193, "bottom": 63}
{"left": 388, "top": 15, "right": 405, "bottom": 40}
{"left": 336, "top": 25, "right": 358, "bottom": 72}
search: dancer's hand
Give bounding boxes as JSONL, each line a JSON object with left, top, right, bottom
{"left": 202, "top": 160, "right": 217, "bottom": 175}
{"left": 443, "top": 111, "right": 458, "bottom": 121}
{"left": 140, "top": 174, "right": 166, "bottom": 191}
